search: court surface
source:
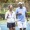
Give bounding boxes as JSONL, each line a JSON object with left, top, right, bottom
{"left": 0, "top": 20, "right": 30, "bottom": 30}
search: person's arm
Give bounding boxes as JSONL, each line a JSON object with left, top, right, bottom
{"left": 25, "top": 12, "right": 29, "bottom": 21}
{"left": 14, "top": 12, "right": 17, "bottom": 26}
{"left": 13, "top": 12, "right": 17, "bottom": 22}
{"left": 25, "top": 8, "right": 29, "bottom": 21}
{"left": 16, "top": 9, "right": 19, "bottom": 19}
{"left": 5, "top": 12, "right": 9, "bottom": 20}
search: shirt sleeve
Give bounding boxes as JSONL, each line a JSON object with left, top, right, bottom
{"left": 5, "top": 12, "right": 8, "bottom": 20}
{"left": 16, "top": 8, "right": 18, "bottom": 14}
{"left": 13, "top": 12, "right": 17, "bottom": 22}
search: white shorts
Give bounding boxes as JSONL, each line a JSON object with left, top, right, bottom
{"left": 17, "top": 21, "right": 27, "bottom": 28}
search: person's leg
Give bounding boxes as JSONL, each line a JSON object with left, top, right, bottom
{"left": 23, "top": 28, "right": 26, "bottom": 30}
{"left": 12, "top": 23, "right": 15, "bottom": 30}
{"left": 17, "top": 21, "right": 22, "bottom": 30}
{"left": 23, "top": 22, "right": 26, "bottom": 30}
{"left": 7, "top": 23, "right": 10, "bottom": 30}
{"left": 10, "top": 23, "right": 13, "bottom": 30}
{"left": 9, "top": 27, "right": 13, "bottom": 30}
{"left": 12, "top": 27, "right": 15, "bottom": 30}
{"left": 20, "top": 28, "right": 22, "bottom": 30}
{"left": 9, "top": 28, "right": 10, "bottom": 30}
{"left": 7, "top": 23, "right": 13, "bottom": 30}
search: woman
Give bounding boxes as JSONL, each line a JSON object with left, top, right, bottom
{"left": 5, "top": 5, "right": 16, "bottom": 30}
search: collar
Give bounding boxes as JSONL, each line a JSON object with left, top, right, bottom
{"left": 18, "top": 7, "right": 23, "bottom": 9}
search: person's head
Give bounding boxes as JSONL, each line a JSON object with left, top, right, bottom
{"left": 18, "top": 2, "right": 24, "bottom": 8}
{"left": 8, "top": 4, "right": 13, "bottom": 11}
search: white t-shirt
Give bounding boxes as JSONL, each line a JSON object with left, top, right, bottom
{"left": 5, "top": 10, "right": 16, "bottom": 23}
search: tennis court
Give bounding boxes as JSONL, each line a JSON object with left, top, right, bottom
{"left": 0, "top": 20, "right": 30, "bottom": 30}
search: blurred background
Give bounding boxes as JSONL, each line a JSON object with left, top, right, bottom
{"left": 0, "top": 0, "right": 30, "bottom": 20}
{"left": 0, "top": 0, "right": 30, "bottom": 30}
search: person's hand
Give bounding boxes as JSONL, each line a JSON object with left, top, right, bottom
{"left": 19, "top": 11, "right": 22, "bottom": 13}
{"left": 15, "top": 21, "right": 18, "bottom": 26}
{"left": 18, "top": 12, "right": 22, "bottom": 15}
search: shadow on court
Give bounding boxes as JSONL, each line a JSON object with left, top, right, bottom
{"left": 0, "top": 22, "right": 30, "bottom": 30}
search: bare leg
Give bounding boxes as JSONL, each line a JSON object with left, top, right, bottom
{"left": 9, "top": 28, "right": 10, "bottom": 30}
{"left": 12, "top": 27, "right": 15, "bottom": 30}
{"left": 9, "top": 27, "right": 13, "bottom": 30}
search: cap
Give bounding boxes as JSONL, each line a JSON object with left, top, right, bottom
{"left": 18, "top": 2, "right": 24, "bottom": 4}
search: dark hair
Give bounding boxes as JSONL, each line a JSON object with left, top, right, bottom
{"left": 8, "top": 4, "right": 13, "bottom": 9}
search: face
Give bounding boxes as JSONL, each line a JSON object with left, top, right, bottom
{"left": 19, "top": 4, "right": 22, "bottom": 8}
{"left": 9, "top": 5, "right": 13, "bottom": 11}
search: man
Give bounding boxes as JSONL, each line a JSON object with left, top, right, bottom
{"left": 16, "top": 2, "right": 27, "bottom": 30}
{"left": 5, "top": 5, "right": 16, "bottom": 30}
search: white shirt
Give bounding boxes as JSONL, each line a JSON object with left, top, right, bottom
{"left": 5, "top": 10, "right": 16, "bottom": 23}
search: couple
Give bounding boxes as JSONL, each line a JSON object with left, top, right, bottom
{"left": 5, "top": 2, "right": 27, "bottom": 30}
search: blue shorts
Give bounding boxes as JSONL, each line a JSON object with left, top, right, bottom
{"left": 7, "top": 23, "right": 15, "bottom": 28}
